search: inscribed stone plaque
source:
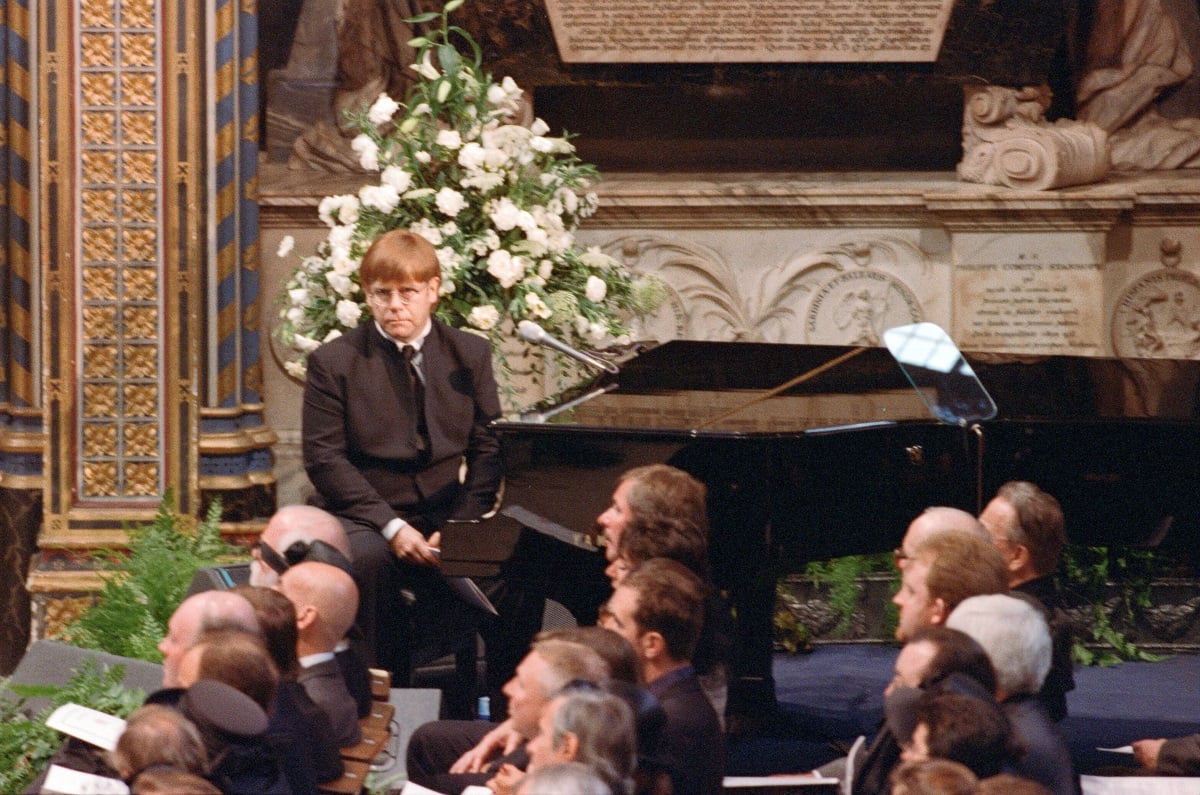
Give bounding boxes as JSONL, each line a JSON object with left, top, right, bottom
{"left": 952, "top": 234, "right": 1105, "bottom": 356}
{"left": 543, "top": 0, "right": 956, "bottom": 63}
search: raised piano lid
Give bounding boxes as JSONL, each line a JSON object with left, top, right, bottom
{"left": 498, "top": 336, "right": 1200, "bottom": 435}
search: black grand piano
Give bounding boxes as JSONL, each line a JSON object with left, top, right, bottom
{"left": 466, "top": 324, "right": 1200, "bottom": 712}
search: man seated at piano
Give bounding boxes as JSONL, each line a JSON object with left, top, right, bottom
{"left": 300, "top": 229, "right": 505, "bottom": 683}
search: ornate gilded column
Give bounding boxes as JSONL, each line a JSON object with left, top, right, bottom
{"left": 26, "top": 0, "right": 275, "bottom": 642}
{"left": 0, "top": 0, "right": 43, "bottom": 673}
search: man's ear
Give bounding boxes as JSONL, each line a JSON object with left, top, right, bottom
{"left": 929, "top": 597, "right": 948, "bottom": 626}
{"left": 558, "top": 731, "right": 580, "bottom": 761}
{"left": 640, "top": 631, "right": 666, "bottom": 660}
{"left": 1009, "top": 543, "right": 1032, "bottom": 574}
{"left": 295, "top": 603, "right": 318, "bottom": 631}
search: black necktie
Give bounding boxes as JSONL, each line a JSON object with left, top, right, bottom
{"left": 402, "top": 345, "right": 429, "bottom": 451}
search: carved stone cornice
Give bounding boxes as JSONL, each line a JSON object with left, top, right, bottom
{"left": 924, "top": 193, "right": 1132, "bottom": 232}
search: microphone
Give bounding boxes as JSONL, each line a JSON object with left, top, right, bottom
{"left": 517, "top": 320, "right": 620, "bottom": 374}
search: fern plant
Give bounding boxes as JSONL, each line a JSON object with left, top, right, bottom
{"left": 61, "top": 493, "right": 242, "bottom": 662}
{"left": 0, "top": 660, "right": 144, "bottom": 793}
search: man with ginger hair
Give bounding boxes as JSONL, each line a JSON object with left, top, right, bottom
{"left": 278, "top": 560, "right": 363, "bottom": 748}
{"left": 892, "top": 531, "right": 1008, "bottom": 642}
{"left": 302, "top": 229, "right": 503, "bottom": 681}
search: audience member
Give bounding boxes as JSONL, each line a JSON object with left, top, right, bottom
{"left": 818, "top": 627, "right": 997, "bottom": 795}
{"left": 892, "top": 689, "right": 1014, "bottom": 778}
{"left": 894, "top": 507, "right": 990, "bottom": 570}
{"left": 946, "top": 594, "right": 1075, "bottom": 795}
{"left": 892, "top": 531, "right": 1008, "bottom": 642}
{"left": 538, "top": 625, "right": 640, "bottom": 685}
{"left": 175, "top": 628, "right": 280, "bottom": 712}
{"left": 490, "top": 683, "right": 637, "bottom": 795}
{"left": 980, "top": 480, "right": 1075, "bottom": 721}
{"left": 406, "top": 638, "right": 608, "bottom": 794}
{"left": 601, "top": 557, "right": 724, "bottom": 795}
{"left": 606, "top": 465, "right": 733, "bottom": 721}
{"left": 249, "top": 504, "right": 372, "bottom": 718}
{"left": 276, "top": 560, "right": 363, "bottom": 748}
{"left": 234, "top": 584, "right": 346, "bottom": 791}
{"left": 177, "top": 678, "right": 290, "bottom": 795}
{"left": 888, "top": 758, "right": 978, "bottom": 795}
{"left": 158, "top": 590, "right": 260, "bottom": 688}
{"left": 109, "top": 703, "right": 208, "bottom": 782}
{"left": 514, "top": 762, "right": 616, "bottom": 795}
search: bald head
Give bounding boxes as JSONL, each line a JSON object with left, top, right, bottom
{"left": 897, "top": 507, "right": 989, "bottom": 569}
{"left": 252, "top": 505, "right": 351, "bottom": 587}
{"left": 158, "top": 590, "right": 260, "bottom": 688}
{"left": 278, "top": 561, "right": 360, "bottom": 652}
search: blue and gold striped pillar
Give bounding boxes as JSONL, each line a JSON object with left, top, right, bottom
{"left": 26, "top": 0, "right": 275, "bottom": 639}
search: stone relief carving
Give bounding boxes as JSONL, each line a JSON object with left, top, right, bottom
{"left": 603, "top": 234, "right": 930, "bottom": 346}
{"left": 1113, "top": 240, "right": 1200, "bottom": 359}
{"left": 958, "top": 85, "right": 1111, "bottom": 190}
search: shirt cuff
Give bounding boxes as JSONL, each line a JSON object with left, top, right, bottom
{"left": 382, "top": 517, "right": 407, "bottom": 542}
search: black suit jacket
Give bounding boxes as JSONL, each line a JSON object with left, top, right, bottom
{"left": 303, "top": 319, "right": 503, "bottom": 533}
{"left": 652, "top": 667, "right": 725, "bottom": 795}
{"left": 299, "top": 657, "right": 362, "bottom": 748}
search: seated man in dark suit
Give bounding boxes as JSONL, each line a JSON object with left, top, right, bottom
{"left": 979, "top": 480, "right": 1075, "bottom": 721}
{"left": 600, "top": 557, "right": 725, "bottom": 795}
{"left": 277, "top": 560, "right": 363, "bottom": 748}
{"left": 302, "top": 229, "right": 503, "bottom": 682}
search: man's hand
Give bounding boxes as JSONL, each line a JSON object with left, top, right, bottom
{"left": 450, "top": 719, "right": 520, "bottom": 773}
{"left": 1132, "top": 738, "right": 1166, "bottom": 770}
{"left": 485, "top": 763, "right": 523, "bottom": 795}
{"left": 390, "top": 525, "right": 442, "bottom": 567}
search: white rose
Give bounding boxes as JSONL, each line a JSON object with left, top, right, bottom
{"left": 335, "top": 299, "right": 362, "bottom": 327}
{"left": 381, "top": 165, "right": 413, "bottom": 193}
{"left": 368, "top": 93, "right": 400, "bottom": 126}
{"left": 288, "top": 287, "right": 309, "bottom": 305}
{"left": 359, "top": 183, "right": 400, "bottom": 213}
{"left": 334, "top": 196, "right": 360, "bottom": 226}
{"left": 538, "top": 261, "right": 553, "bottom": 280}
{"left": 440, "top": 277, "right": 456, "bottom": 296}
{"left": 585, "top": 275, "right": 607, "bottom": 303}
{"left": 525, "top": 292, "right": 552, "bottom": 320}
{"left": 486, "top": 250, "right": 524, "bottom": 289}
{"left": 530, "top": 118, "right": 550, "bottom": 136}
{"left": 286, "top": 306, "right": 304, "bottom": 324}
{"left": 458, "top": 142, "right": 487, "bottom": 170}
{"left": 435, "top": 187, "right": 468, "bottom": 217}
{"left": 580, "top": 246, "right": 617, "bottom": 269}
{"left": 468, "top": 304, "right": 500, "bottom": 331}
{"left": 277, "top": 235, "right": 295, "bottom": 258}
{"left": 461, "top": 172, "right": 505, "bottom": 193}
{"left": 574, "top": 315, "right": 590, "bottom": 336}
{"left": 351, "top": 134, "right": 380, "bottom": 171}
{"left": 294, "top": 334, "right": 321, "bottom": 353}
{"left": 318, "top": 194, "right": 357, "bottom": 227}
{"left": 486, "top": 84, "right": 507, "bottom": 106}
{"left": 326, "top": 271, "right": 354, "bottom": 297}
{"left": 588, "top": 321, "right": 607, "bottom": 341}
{"left": 436, "top": 246, "right": 459, "bottom": 271}
{"left": 415, "top": 151, "right": 432, "bottom": 164}
{"left": 489, "top": 198, "right": 521, "bottom": 231}
{"left": 284, "top": 360, "right": 307, "bottom": 378}
{"left": 330, "top": 253, "right": 357, "bottom": 277}
{"left": 436, "top": 129, "right": 463, "bottom": 150}
{"left": 322, "top": 329, "right": 343, "bottom": 343}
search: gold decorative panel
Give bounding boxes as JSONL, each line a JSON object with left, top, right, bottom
{"left": 73, "top": 0, "right": 164, "bottom": 501}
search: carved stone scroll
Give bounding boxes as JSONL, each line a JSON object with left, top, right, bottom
{"left": 958, "top": 85, "right": 1111, "bottom": 190}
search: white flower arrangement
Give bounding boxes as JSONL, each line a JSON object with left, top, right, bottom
{"left": 274, "top": 0, "right": 658, "bottom": 400}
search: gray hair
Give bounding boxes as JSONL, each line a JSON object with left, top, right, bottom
{"left": 551, "top": 689, "right": 636, "bottom": 794}
{"left": 519, "top": 762, "right": 614, "bottom": 795}
{"left": 946, "top": 594, "right": 1051, "bottom": 698}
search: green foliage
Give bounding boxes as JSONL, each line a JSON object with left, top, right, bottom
{"left": 61, "top": 494, "right": 242, "bottom": 662}
{"left": 0, "top": 661, "right": 144, "bottom": 793}
{"left": 803, "top": 553, "right": 894, "bottom": 637}
{"left": 1062, "top": 544, "right": 1167, "bottom": 666}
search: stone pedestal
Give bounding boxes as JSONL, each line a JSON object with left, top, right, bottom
{"left": 259, "top": 165, "right": 1200, "bottom": 505}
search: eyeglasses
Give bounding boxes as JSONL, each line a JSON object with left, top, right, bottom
{"left": 366, "top": 284, "right": 428, "bottom": 306}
